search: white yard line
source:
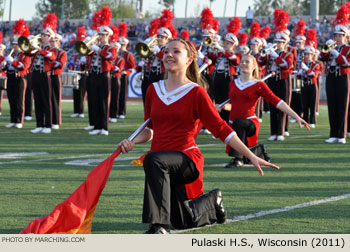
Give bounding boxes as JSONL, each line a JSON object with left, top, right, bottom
{"left": 172, "top": 193, "right": 350, "bottom": 233}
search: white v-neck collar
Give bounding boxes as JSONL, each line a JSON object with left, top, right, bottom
{"left": 154, "top": 80, "right": 199, "bottom": 105}
{"left": 235, "top": 78, "right": 258, "bottom": 90}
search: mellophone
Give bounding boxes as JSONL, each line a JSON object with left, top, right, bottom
{"left": 62, "top": 71, "right": 84, "bottom": 90}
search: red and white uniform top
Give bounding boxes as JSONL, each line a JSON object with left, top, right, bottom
{"left": 28, "top": 45, "right": 56, "bottom": 72}
{"left": 228, "top": 78, "right": 282, "bottom": 146}
{"left": 51, "top": 47, "right": 67, "bottom": 75}
{"left": 7, "top": 51, "right": 30, "bottom": 77}
{"left": 111, "top": 56, "right": 125, "bottom": 78}
{"left": 297, "top": 61, "right": 320, "bottom": 85}
{"left": 319, "top": 44, "right": 350, "bottom": 75}
{"left": 256, "top": 50, "right": 293, "bottom": 80}
{"left": 144, "top": 80, "right": 235, "bottom": 199}
{"left": 136, "top": 48, "right": 165, "bottom": 74}
{"left": 120, "top": 50, "right": 135, "bottom": 76}
{"left": 0, "top": 56, "right": 5, "bottom": 76}
{"left": 87, "top": 44, "right": 116, "bottom": 73}
{"left": 207, "top": 50, "right": 241, "bottom": 76}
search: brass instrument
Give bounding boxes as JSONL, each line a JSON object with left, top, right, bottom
{"left": 135, "top": 37, "right": 158, "bottom": 58}
{"left": 75, "top": 34, "right": 99, "bottom": 56}
{"left": 204, "top": 37, "right": 212, "bottom": 46}
{"left": 18, "top": 34, "right": 41, "bottom": 53}
{"left": 259, "top": 43, "right": 278, "bottom": 57}
{"left": 321, "top": 41, "right": 337, "bottom": 53}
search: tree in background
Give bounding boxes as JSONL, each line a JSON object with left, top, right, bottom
{"left": 90, "top": 0, "right": 136, "bottom": 18}
{"left": 253, "top": 0, "right": 272, "bottom": 16}
{"left": 35, "top": 0, "right": 90, "bottom": 19}
{"left": 0, "top": 0, "right": 4, "bottom": 19}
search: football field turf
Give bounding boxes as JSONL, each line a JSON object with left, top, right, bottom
{"left": 0, "top": 100, "right": 349, "bottom": 234}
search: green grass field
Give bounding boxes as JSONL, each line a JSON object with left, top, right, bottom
{"left": 0, "top": 100, "right": 349, "bottom": 234}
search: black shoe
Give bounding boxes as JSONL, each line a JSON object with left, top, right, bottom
{"left": 144, "top": 224, "right": 169, "bottom": 234}
{"left": 225, "top": 158, "right": 243, "bottom": 168}
{"left": 210, "top": 188, "right": 227, "bottom": 224}
{"left": 261, "top": 144, "right": 271, "bottom": 162}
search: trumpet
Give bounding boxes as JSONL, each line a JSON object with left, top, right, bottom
{"left": 18, "top": 34, "right": 41, "bottom": 53}
{"left": 135, "top": 37, "right": 158, "bottom": 58}
{"left": 75, "top": 34, "right": 99, "bottom": 56}
{"left": 321, "top": 41, "right": 337, "bottom": 53}
{"left": 259, "top": 43, "right": 278, "bottom": 57}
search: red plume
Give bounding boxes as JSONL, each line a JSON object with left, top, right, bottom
{"left": 180, "top": 30, "right": 189, "bottom": 40}
{"left": 238, "top": 33, "right": 248, "bottom": 46}
{"left": 260, "top": 25, "right": 271, "bottom": 39}
{"left": 92, "top": 10, "right": 102, "bottom": 31}
{"left": 249, "top": 22, "right": 261, "bottom": 39}
{"left": 119, "top": 22, "right": 128, "bottom": 38}
{"left": 100, "top": 6, "right": 112, "bottom": 26}
{"left": 42, "top": 12, "right": 58, "bottom": 32}
{"left": 76, "top": 26, "right": 86, "bottom": 41}
{"left": 13, "top": 19, "right": 30, "bottom": 36}
{"left": 200, "top": 8, "right": 214, "bottom": 30}
{"left": 295, "top": 19, "right": 306, "bottom": 36}
{"left": 274, "top": 9, "right": 289, "bottom": 33}
{"left": 305, "top": 29, "right": 317, "bottom": 48}
{"left": 148, "top": 18, "right": 160, "bottom": 37}
{"left": 110, "top": 25, "right": 119, "bottom": 43}
{"left": 226, "top": 17, "right": 241, "bottom": 36}
{"left": 0, "top": 31, "right": 3, "bottom": 44}
{"left": 160, "top": 9, "right": 174, "bottom": 25}
{"left": 168, "top": 24, "right": 178, "bottom": 39}
{"left": 334, "top": 3, "right": 350, "bottom": 26}
{"left": 212, "top": 18, "right": 219, "bottom": 33}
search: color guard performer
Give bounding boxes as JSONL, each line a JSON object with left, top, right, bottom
{"left": 50, "top": 33, "right": 67, "bottom": 130}
{"left": 109, "top": 25, "right": 125, "bottom": 123}
{"left": 297, "top": 29, "right": 319, "bottom": 129}
{"left": 257, "top": 9, "right": 293, "bottom": 141}
{"left": 117, "top": 22, "right": 135, "bottom": 119}
{"left": 27, "top": 13, "right": 57, "bottom": 134}
{"left": 87, "top": 7, "right": 116, "bottom": 136}
{"left": 320, "top": 3, "right": 350, "bottom": 144}
{"left": 4, "top": 19, "right": 30, "bottom": 128}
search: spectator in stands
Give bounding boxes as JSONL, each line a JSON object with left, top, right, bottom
{"left": 245, "top": 6, "right": 255, "bottom": 27}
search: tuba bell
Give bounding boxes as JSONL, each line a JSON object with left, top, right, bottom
{"left": 259, "top": 43, "right": 278, "bottom": 57}
{"left": 321, "top": 41, "right": 337, "bottom": 53}
{"left": 75, "top": 34, "right": 99, "bottom": 56}
{"left": 135, "top": 37, "right": 158, "bottom": 58}
{"left": 18, "top": 34, "right": 41, "bottom": 53}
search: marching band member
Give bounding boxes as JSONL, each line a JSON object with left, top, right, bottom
{"left": 290, "top": 19, "right": 306, "bottom": 123}
{"left": 217, "top": 54, "right": 309, "bottom": 168}
{"left": 27, "top": 13, "right": 57, "bottom": 134}
{"left": 297, "top": 29, "right": 319, "bottom": 128}
{"left": 109, "top": 25, "right": 125, "bottom": 123}
{"left": 4, "top": 19, "right": 30, "bottom": 128}
{"left": 138, "top": 9, "right": 177, "bottom": 105}
{"left": 50, "top": 33, "right": 67, "bottom": 130}
{"left": 320, "top": 3, "right": 350, "bottom": 144}
{"left": 118, "top": 39, "right": 279, "bottom": 234}
{"left": 70, "top": 26, "right": 87, "bottom": 119}
{"left": 238, "top": 32, "right": 249, "bottom": 55}
{"left": 210, "top": 17, "right": 242, "bottom": 124}
{"left": 314, "top": 49, "right": 323, "bottom": 116}
{"left": 117, "top": 22, "right": 135, "bottom": 119}
{"left": 87, "top": 7, "right": 116, "bottom": 136}
{"left": 0, "top": 33, "right": 5, "bottom": 117}
{"left": 24, "top": 50, "right": 33, "bottom": 121}
{"left": 257, "top": 9, "right": 293, "bottom": 141}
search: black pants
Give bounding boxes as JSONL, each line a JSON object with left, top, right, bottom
{"left": 86, "top": 75, "right": 96, "bottom": 127}
{"left": 0, "top": 89, "right": 3, "bottom": 114}
{"left": 117, "top": 74, "right": 127, "bottom": 117}
{"left": 141, "top": 70, "right": 164, "bottom": 105}
{"left": 7, "top": 73, "right": 26, "bottom": 124}
{"left": 110, "top": 76, "right": 121, "bottom": 119}
{"left": 301, "top": 83, "right": 317, "bottom": 124}
{"left": 90, "top": 72, "right": 110, "bottom": 131}
{"left": 73, "top": 74, "right": 87, "bottom": 114}
{"left": 24, "top": 72, "right": 33, "bottom": 117}
{"left": 32, "top": 70, "right": 52, "bottom": 128}
{"left": 269, "top": 77, "right": 291, "bottom": 136}
{"left": 326, "top": 73, "right": 349, "bottom": 138}
{"left": 142, "top": 151, "right": 218, "bottom": 229}
{"left": 290, "top": 91, "right": 303, "bottom": 117}
{"left": 212, "top": 72, "right": 230, "bottom": 124}
{"left": 51, "top": 74, "right": 62, "bottom": 125}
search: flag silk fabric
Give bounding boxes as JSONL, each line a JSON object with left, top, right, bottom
{"left": 21, "top": 148, "right": 121, "bottom": 234}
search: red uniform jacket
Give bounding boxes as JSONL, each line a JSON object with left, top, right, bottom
{"left": 257, "top": 50, "right": 293, "bottom": 79}
{"left": 87, "top": 45, "right": 116, "bottom": 73}
{"left": 10, "top": 52, "right": 30, "bottom": 77}
{"left": 297, "top": 61, "right": 320, "bottom": 84}
{"left": 27, "top": 45, "right": 56, "bottom": 72}
{"left": 287, "top": 45, "right": 297, "bottom": 73}
{"left": 136, "top": 48, "right": 165, "bottom": 74}
{"left": 121, "top": 50, "right": 135, "bottom": 76}
{"left": 111, "top": 56, "right": 125, "bottom": 78}
{"left": 0, "top": 56, "right": 6, "bottom": 76}
{"left": 319, "top": 44, "right": 350, "bottom": 75}
{"left": 208, "top": 50, "right": 241, "bottom": 76}
{"left": 51, "top": 48, "right": 67, "bottom": 75}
